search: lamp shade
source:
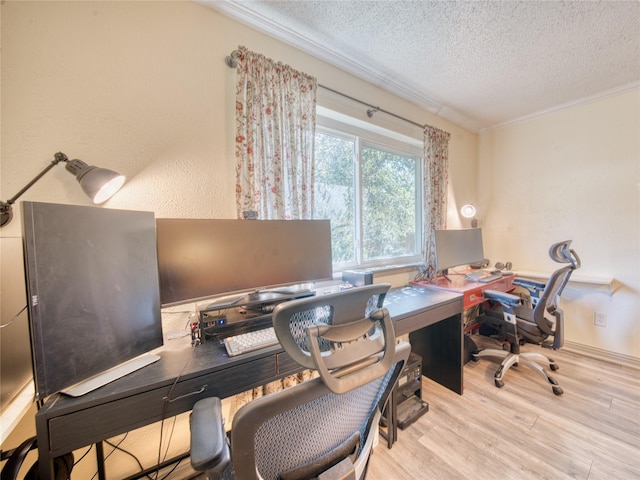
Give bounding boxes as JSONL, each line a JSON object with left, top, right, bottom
{"left": 65, "top": 159, "right": 126, "bottom": 204}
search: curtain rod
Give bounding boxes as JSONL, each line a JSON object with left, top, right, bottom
{"left": 318, "top": 84, "right": 426, "bottom": 130}
{"left": 225, "top": 48, "right": 430, "bottom": 131}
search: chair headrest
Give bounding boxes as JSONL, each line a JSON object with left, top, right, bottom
{"left": 272, "top": 283, "right": 396, "bottom": 394}
{"left": 549, "top": 240, "right": 580, "bottom": 269}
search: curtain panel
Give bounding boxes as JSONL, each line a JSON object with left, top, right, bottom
{"left": 423, "top": 125, "right": 451, "bottom": 281}
{"left": 234, "top": 46, "right": 317, "bottom": 220}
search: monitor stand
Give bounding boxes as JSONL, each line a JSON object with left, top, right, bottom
{"left": 204, "top": 288, "right": 316, "bottom": 311}
{"left": 61, "top": 354, "right": 160, "bottom": 397}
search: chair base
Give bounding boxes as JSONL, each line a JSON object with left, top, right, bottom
{"left": 472, "top": 348, "right": 564, "bottom": 396}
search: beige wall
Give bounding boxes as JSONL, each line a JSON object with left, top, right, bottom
{"left": 1, "top": 0, "right": 476, "bottom": 468}
{"left": 1, "top": 0, "right": 475, "bottom": 240}
{"left": 478, "top": 89, "right": 640, "bottom": 359}
{"left": 2, "top": 0, "right": 638, "bottom": 471}
{"left": 4, "top": 2, "right": 636, "bottom": 365}
{"left": 0, "top": 0, "right": 475, "bottom": 328}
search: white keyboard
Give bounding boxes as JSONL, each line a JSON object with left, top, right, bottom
{"left": 223, "top": 327, "right": 279, "bottom": 357}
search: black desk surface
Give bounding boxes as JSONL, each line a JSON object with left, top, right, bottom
{"left": 383, "top": 285, "right": 461, "bottom": 320}
{"left": 35, "top": 285, "right": 463, "bottom": 478}
{"left": 40, "top": 285, "right": 462, "bottom": 413}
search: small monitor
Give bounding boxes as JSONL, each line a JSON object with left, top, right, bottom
{"left": 434, "top": 228, "right": 485, "bottom": 273}
{"left": 21, "top": 201, "right": 163, "bottom": 398}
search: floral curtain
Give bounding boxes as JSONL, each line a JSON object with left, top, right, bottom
{"left": 422, "top": 125, "right": 451, "bottom": 281}
{"left": 234, "top": 46, "right": 317, "bottom": 220}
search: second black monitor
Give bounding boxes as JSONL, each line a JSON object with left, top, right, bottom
{"left": 156, "top": 218, "right": 333, "bottom": 307}
{"left": 434, "top": 228, "right": 485, "bottom": 273}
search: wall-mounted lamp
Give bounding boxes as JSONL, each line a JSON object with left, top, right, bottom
{"left": 0, "top": 152, "right": 126, "bottom": 227}
{"left": 460, "top": 204, "right": 478, "bottom": 228}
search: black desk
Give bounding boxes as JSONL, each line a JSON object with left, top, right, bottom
{"left": 36, "top": 285, "right": 462, "bottom": 479}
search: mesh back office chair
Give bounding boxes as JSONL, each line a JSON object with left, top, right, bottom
{"left": 472, "top": 240, "right": 581, "bottom": 396}
{"left": 190, "top": 284, "right": 411, "bottom": 480}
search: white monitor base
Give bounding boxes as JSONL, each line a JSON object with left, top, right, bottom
{"left": 61, "top": 354, "right": 161, "bottom": 397}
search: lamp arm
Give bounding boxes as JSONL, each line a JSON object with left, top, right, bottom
{"left": 1, "top": 151, "right": 124, "bottom": 228}
{"left": 3, "top": 153, "right": 69, "bottom": 207}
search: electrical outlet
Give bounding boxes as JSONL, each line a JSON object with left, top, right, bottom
{"left": 594, "top": 312, "right": 607, "bottom": 327}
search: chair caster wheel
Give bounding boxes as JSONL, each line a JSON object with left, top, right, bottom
{"left": 501, "top": 343, "right": 510, "bottom": 351}
{"left": 471, "top": 355, "right": 480, "bottom": 363}
{"left": 495, "top": 379, "right": 504, "bottom": 388}
{"left": 550, "top": 364, "right": 559, "bottom": 371}
{"left": 552, "top": 386, "right": 564, "bottom": 396}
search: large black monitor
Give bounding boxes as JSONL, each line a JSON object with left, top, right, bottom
{"left": 156, "top": 218, "right": 333, "bottom": 308}
{"left": 434, "top": 228, "right": 485, "bottom": 273}
{"left": 21, "top": 201, "right": 163, "bottom": 399}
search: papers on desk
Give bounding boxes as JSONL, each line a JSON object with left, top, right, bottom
{"left": 465, "top": 270, "right": 502, "bottom": 283}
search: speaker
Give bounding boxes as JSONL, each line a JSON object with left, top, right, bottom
{"left": 341, "top": 270, "right": 373, "bottom": 287}
{"left": 469, "top": 258, "right": 490, "bottom": 269}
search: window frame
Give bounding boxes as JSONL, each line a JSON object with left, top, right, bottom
{"left": 315, "top": 114, "right": 424, "bottom": 272}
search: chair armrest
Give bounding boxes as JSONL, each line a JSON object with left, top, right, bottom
{"left": 483, "top": 290, "right": 522, "bottom": 308}
{"left": 190, "top": 397, "right": 230, "bottom": 477}
{"left": 513, "top": 278, "right": 546, "bottom": 292}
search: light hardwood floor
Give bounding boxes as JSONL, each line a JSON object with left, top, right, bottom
{"left": 367, "top": 337, "right": 640, "bottom": 480}
{"left": 170, "top": 337, "right": 639, "bottom": 480}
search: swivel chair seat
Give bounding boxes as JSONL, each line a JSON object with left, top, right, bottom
{"left": 472, "top": 240, "right": 580, "bottom": 396}
{"left": 189, "top": 284, "right": 410, "bottom": 480}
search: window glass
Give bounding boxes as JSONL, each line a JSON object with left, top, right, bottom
{"left": 314, "top": 131, "right": 356, "bottom": 264}
{"left": 314, "top": 119, "right": 422, "bottom": 270}
{"left": 361, "top": 144, "right": 419, "bottom": 262}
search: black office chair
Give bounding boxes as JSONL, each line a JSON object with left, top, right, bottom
{"left": 472, "top": 240, "right": 581, "bottom": 395}
{"left": 189, "top": 284, "right": 411, "bottom": 480}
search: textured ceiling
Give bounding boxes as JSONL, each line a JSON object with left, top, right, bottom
{"left": 204, "top": 0, "right": 640, "bottom": 132}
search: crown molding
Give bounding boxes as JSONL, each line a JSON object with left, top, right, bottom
{"left": 201, "top": 1, "right": 638, "bottom": 136}
{"left": 199, "top": 0, "right": 481, "bottom": 133}
{"left": 480, "top": 81, "right": 640, "bottom": 134}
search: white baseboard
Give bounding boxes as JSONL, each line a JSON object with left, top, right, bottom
{"left": 563, "top": 341, "right": 640, "bottom": 370}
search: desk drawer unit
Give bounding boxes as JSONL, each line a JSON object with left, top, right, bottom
{"left": 276, "top": 351, "right": 304, "bottom": 376}
{"left": 47, "top": 356, "right": 279, "bottom": 455}
{"left": 462, "top": 277, "right": 513, "bottom": 309}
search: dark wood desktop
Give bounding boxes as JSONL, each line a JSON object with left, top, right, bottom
{"left": 36, "top": 285, "right": 463, "bottom": 479}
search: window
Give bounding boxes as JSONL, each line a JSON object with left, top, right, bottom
{"left": 314, "top": 116, "right": 423, "bottom": 271}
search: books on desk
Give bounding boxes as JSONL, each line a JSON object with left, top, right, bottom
{"left": 465, "top": 270, "right": 502, "bottom": 283}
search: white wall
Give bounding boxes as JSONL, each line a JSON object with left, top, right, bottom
{"left": 478, "top": 90, "right": 640, "bottom": 359}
